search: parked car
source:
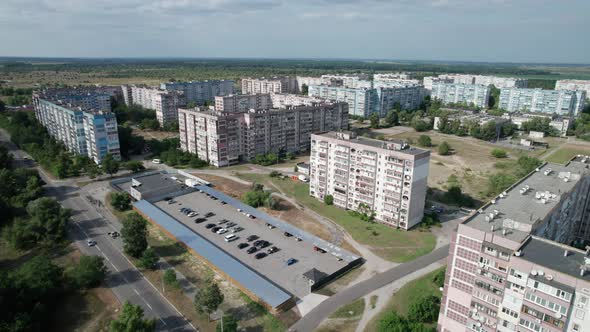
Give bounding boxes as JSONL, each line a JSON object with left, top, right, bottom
{"left": 237, "top": 243, "right": 249, "bottom": 249}
{"left": 211, "top": 226, "right": 222, "bottom": 233}
{"left": 188, "top": 212, "right": 197, "bottom": 217}
{"left": 220, "top": 201, "right": 227, "bottom": 205}
{"left": 218, "top": 219, "right": 229, "bottom": 225}
{"left": 205, "top": 223, "right": 216, "bottom": 229}
{"left": 314, "top": 246, "right": 326, "bottom": 253}
{"left": 180, "top": 207, "right": 188, "bottom": 212}
{"left": 224, "top": 234, "right": 239, "bottom": 242}
{"left": 152, "top": 159, "right": 161, "bottom": 164}
{"left": 226, "top": 222, "right": 236, "bottom": 228}
{"left": 233, "top": 226, "right": 244, "bottom": 233}
{"left": 167, "top": 199, "right": 175, "bottom": 204}
{"left": 255, "top": 253, "right": 267, "bottom": 260}
{"left": 87, "top": 239, "right": 97, "bottom": 247}
{"left": 195, "top": 218, "right": 207, "bottom": 224}
{"left": 284, "top": 232, "right": 292, "bottom": 237}
{"left": 267, "top": 246, "right": 279, "bottom": 254}
{"left": 205, "top": 212, "right": 215, "bottom": 217}
{"left": 266, "top": 223, "right": 275, "bottom": 229}
{"left": 217, "top": 228, "right": 228, "bottom": 235}
{"left": 247, "top": 247, "right": 258, "bottom": 254}
{"left": 286, "top": 258, "right": 297, "bottom": 266}
{"left": 108, "top": 231, "right": 120, "bottom": 238}
{"left": 247, "top": 235, "right": 258, "bottom": 242}
{"left": 255, "top": 240, "right": 270, "bottom": 248}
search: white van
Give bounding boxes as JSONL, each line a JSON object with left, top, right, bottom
{"left": 224, "top": 234, "right": 239, "bottom": 242}
{"left": 152, "top": 159, "right": 161, "bottom": 164}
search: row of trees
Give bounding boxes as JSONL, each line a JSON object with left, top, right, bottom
{"left": 437, "top": 116, "right": 517, "bottom": 141}
{"left": 242, "top": 183, "right": 278, "bottom": 210}
{"left": 251, "top": 152, "right": 296, "bottom": 166}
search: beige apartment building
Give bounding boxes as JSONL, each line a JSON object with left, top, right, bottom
{"left": 178, "top": 94, "right": 348, "bottom": 167}
{"left": 121, "top": 85, "right": 186, "bottom": 126}
{"left": 309, "top": 131, "right": 430, "bottom": 230}
{"left": 241, "top": 77, "right": 298, "bottom": 94}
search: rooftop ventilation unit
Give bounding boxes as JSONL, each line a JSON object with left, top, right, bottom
{"left": 538, "top": 270, "right": 544, "bottom": 276}
{"left": 531, "top": 270, "right": 538, "bottom": 276}
{"left": 514, "top": 250, "right": 522, "bottom": 257}
{"left": 494, "top": 210, "right": 499, "bottom": 216}
{"left": 491, "top": 199, "right": 496, "bottom": 204}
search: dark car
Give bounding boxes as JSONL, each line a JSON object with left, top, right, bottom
{"left": 237, "top": 243, "right": 249, "bottom": 249}
{"left": 247, "top": 246, "right": 258, "bottom": 254}
{"left": 205, "top": 223, "right": 216, "bottom": 229}
{"left": 233, "top": 226, "right": 244, "bottom": 233}
{"left": 247, "top": 235, "right": 258, "bottom": 242}
{"left": 205, "top": 212, "right": 215, "bottom": 217}
{"left": 195, "top": 218, "right": 207, "bottom": 224}
{"left": 211, "top": 226, "right": 222, "bottom": 233}
{"left": 286, "top": 258, "right": 298, "bottom": 266}
{"left": 253, "top": 240, "right": 263, "bottom": 247}
{"left": 255, "top": 252, "right": 267, "bottom": 260}
{"left": 284, "top": 232, "right": 292, "bottom": 237}
{"left": 218, "top": 219, "right": 229, "bottom": 225}
{"left": 314, "top": 246, "right": 326, "bottom": 253}
{"left": 256, "top": 240, "right": 270, "bottom": 248}
{"left": 267, "top": 246, "right": 279, "bottom": 254}
{"left": 226, "top": 222, "right": 237, "bottom": 228}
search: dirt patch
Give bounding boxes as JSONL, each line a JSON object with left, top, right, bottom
{"left": 132, "top": 128, "right": 179, "bottom": 141}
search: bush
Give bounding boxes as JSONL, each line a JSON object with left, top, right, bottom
{"left": 242, "top": 184, "right": 277, "bottom": 209}
{"left": 438, "top": 141, "right": 451, "bottom": 155}
{"left": 407, "top": 295, "right": 440, "bottom": 323}
{"left": 417, "top": 135, "right": 432, "bottom": 147}
{"left": 124, "top": 160, "right": 145, "bottom": 173}
{"left": 491, "top": 148, "right": 507, "bottom": 158}
{"left": 269, "top": 171, "right": 281, "bottom": 178}
{"left": 110, "top": 192, "right": 131, "bottom": 211}
{"left": 432, "top": 269, "right": 446, "bottom": 288}
{"left": 324, "top": 194, "right": 334, "bottom": 205}
{"left": 163, "top": 269, "right": 180, "bottom": 289}
{"left": 67, "top": 255, "right": 107, "bottom": 289}
{"left": 139, "top": 248, "right": 158, "bottom": 270}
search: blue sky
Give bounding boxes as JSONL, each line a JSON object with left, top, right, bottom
{"left": 1, "top": 0, "right": 589, "bottom": 63}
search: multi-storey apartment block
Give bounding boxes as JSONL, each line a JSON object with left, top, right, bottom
{"left": 309, "top": 131, "right": 430, "bottom": 230}
{"left": 373, "top": 79, "right": 422, "bottom": 89}
{"left": 556, "top": 80, "right": 590, "bottom": 97}
{"left": 39, "top": 87, "right": 120, "bottom": 112}
{"left": 378, "top": 86, "right": 425, "bottom": 115}
{"left": 499, "top": 88, "right": 586, "bottom": 117}
{"left": 438, "top": 157, "right": 590, "bottom": 332}
{"left": 439, "top": 74, "right": 529, "bottom": 88}
{"left": 33, "top": 93, "right": 120, "bottom": 163}
{"left": 160, "top": 80, "right": 235, "bottom": 105}
{"left": 178, "top": 94, "right": 348, "bottom": 167}
{"left": 307, "top": 85, "right": 380, "bottom": 118}
{"left": 431, "top": 83, "right": 491, "bottom": 108}
{"left": 241, "top": 77, "right": 298, "bottom": 94}
{"left": 374, "top": 72, "right": 416, "bottom": 80}
{"left": 424, "top": 76, "right": 455, "bottom": 91}
{"left": 122, "top": 85, "right": 186, "bottom": 126}
{"left": 214, "top": 94, "right": 274, "bottom": 113}
{"left": 502, "top": 112, "right": 573, "bottom": 137}
{"left": 296, "top": 74, "right": 370, "bottom": 92}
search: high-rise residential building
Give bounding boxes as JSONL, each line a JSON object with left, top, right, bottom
{"left": 296, "top": 74, "right": 370, "bottom": 92}
{"left": 374, "top": 72, "right": 416, "bottom": 80}
{"left": 160, "top": 80, "right": 235, "bottom": 105}
{"left": 38, "top": 87, "right": 121, "bottom": 112}
{"left": 309, "top": 131, "right": 430, "bottom": 230}
{"left": 377, "top": 86, "right": 425, "bottom": 115}
{"left": 431, "top": 83, "right": 491, "bottom": 108}
{"left": 499, "top": 88, "right": 586, "bottom": 117}
{"left": 373, "top": 79, "right": 422, "bottom": 89}
{"left": 439, "top": 74, "right": 528, "bottom": 88}
{"left": 33, "top": 92, "right": 120, "bottom": 163}
{"left": 122, "top": 85, "right": 186, "bottom": 126}
{"left": 424, "top": 76, "right": 454, "bottom": 91}
{"left": 307, "top": 85, "right": 380, "bottom": 118}
{"left": 241, "top": 77, "right": 298, "bottom": 94}
{"left": 178, "top": 94, "right": 348, "bottom": 167}
{"left": 437, "top": 157, "right": 590, "bottom": 332}
{"left": 214, "top": 94, "right": 274, "bottom": 113}
{"left": 556, "top": 80, "right": 590, "bottom": 97}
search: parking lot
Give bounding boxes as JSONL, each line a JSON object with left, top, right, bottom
{"left": 154, "top": 189, "right": 352, "bottom": 299}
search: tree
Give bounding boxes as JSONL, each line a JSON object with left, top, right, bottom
{"left": 216, "top": 314, "right": 238, "bottom": 332}
{"left": 301, "top": 84, "right": 309, "bottom": 95}
{"left": 408, "top": 295, "right": 441, "bottom": 323}
{"left": 121, "top": 213, "right": 148, "bottom": 258}
{"left": 102, "top": 153, "right": 120, "bottom": 177}
{"left": 194, "top": 280, "right": 224, "bottom": 316}
{"left": 324, "top": 194, "right": 334, "bottom": 205}
{"left": 517, "top": 156, "right": 542, "bottom": 176}
{"left": 163, "top": 269, "right": 180, "bottom": 289}
{"left": 139, "top": 248, "right": 158, "bottom": 270}
{"left": 110, "top": 301, "right": 156, "bottom": 332}
{"left": 110, "top": 192, "right": 131, "bottom": 211}
{"left": 417, "top": 135, "right": 432, "bottom": 147}
{"left": 67, "top": 255, "right": 107, "bottom": 289}
{"left": 384, "top": 110, "right": 399, "bottom": 127}
{"left": 491, "top": 148, "right": 507, "bottom": 158}
{"left": 438, "top": 141, "right": 451, "bottom": 155}
{"left": 269, "top": 170, "right": 280, "bottom": 177}
{"left": 124, "top": 160, "right": 144, "bottom": 173}
{"left": 186, "top": 101, "right": 197, "bottom": 108}
{"left": 369, "top": 113, "right": 380, "bottom": 129}
{"left": 26, "top": 197, "right": 70, "bottom": 248}
{"left": 432, "top": 269, "right": 446, "bottom": 288}
{"left": 377, "top": 311, "right": 409, "bottom": 332}
{"left": 487, "top": 173, "right": 517, "bottom": 196}
{"left": 242, "top": 184, "right": 272, "bottom": 208}
{"left": 0, "top": 145, "right": 13, "bottom": 169}
{"left": 0, "top": 99, "right": 5, "bottom": 112}
{"left": 410, "top": 115, "right": 432, "bottom": 132}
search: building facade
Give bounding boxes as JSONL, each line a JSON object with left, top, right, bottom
{"left": 241, "top": 77, "right": 298, "bottom": 94}
{"left": 437, "top": 157, "right": 590, "bottom": 332}
{"left": 309, "top": 131, "right": 430, "bottom": 230}
{"left": 499, "top": 88, "right": 586, "bottom": 117}
{"left": 33, "top": 95, "right": 120, "bottom": 163}
{"left": 214, "top": 94, "right": 274, "bottom": 113}
{"left": 307, "top": 85, "right": 380, "bottom": 117}
{"left": 374, "top": 72, "right": 416, "bottom": 80}
{"left": 122, "top": 85, "right": 186, "bottom": 126}
{"left": 431, "top": 83, "right": 491, "bottom": 108}
{"left": 439, "top": 74, "right": 528, "bottom": 88}
{"left": 556, "top": 80, "right": 590, "bottom": 97}
{"left": 502, "top": 112, "right": 573, "bottom": 137}
{"left": 424, "top": 76, "right": 454, "bottom": 91}
{"left": 160, "top": 80, "right": 235, "bottom": 105}
{"left": 378, "top": 86, "right": 425, "bottom": 115}
{"left": 178, "top": 95, "right": 348, "bottom": 167}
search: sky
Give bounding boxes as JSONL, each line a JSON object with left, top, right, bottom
{"left": 1, "top": 0, "right": 589, "bottom": 63}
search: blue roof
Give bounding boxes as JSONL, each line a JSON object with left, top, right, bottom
{"left": 133, "top": 199, "right": 292, "bottom": 308}
{"left": 196, "top": 185, "right": 360, "bottom": 263}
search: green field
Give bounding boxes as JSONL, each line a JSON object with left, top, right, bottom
{"left": 545, "top": 147, "right": 590, "bottom": 164}
{"left": 365, "top": 267, "right": 445, "bottom": 331}
{"left": 236, "top": 173, "right": 436, "bottom": 263}
{"left": 329, "top": 298, "right": 366, "bottom": 319}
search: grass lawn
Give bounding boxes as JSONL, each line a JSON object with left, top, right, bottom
{"left": 545, "top": 146, "right": 590, "bottom": 164}
{"left": 236, "top": 173, "right": 436, "bottom": 263}
{"left": 329, "top": 298, "right": 365, "bottom": 319}
{"left": 365, "top": 267, "right": 445, "bottom": 331}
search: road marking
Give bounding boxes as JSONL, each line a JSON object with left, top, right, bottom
{"left": 134, "top": 288, "right": 141, "bottom": 295}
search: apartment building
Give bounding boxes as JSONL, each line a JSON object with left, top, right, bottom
{"left": 39, "top": 87, "right": 118, "bottom": 112}
{"left": 241, "top": 77, "right": 298, "bottom": 94}
{"left": 431, "top": 83, "right": 491, "bottom": 108}
{"left": 33, "top": 94, "right": 120, "bottom": 163}
{"left": 499, "top": 88, "right": 586, "bottom": 117}
{"left": 178, "top": 95, "right": 348, "bottom": 167}
{"left": 437, "top": 157, "right": 590, "bottom": 332}
{"left": 296, "top": 74, "right": 370, "bottom": 92}
{"left": 160, "top": 80, "right": 235, "bottom": 104}
{"left": 556, "top": 80, "right": 590, "bottom": 97}
{"left": 374, "top": 72, "right": 416, "bottom": 80}
{"left": 307, "top": 85, "right": 380, "bottom": 117}
{"left": 214, "top": 94, "right": 274, "bottom": 113}
{"left": 439, "top": 74, "right": 528, "bottom": 88}
{"left": 378, "top": 86, "right": 425, "bottom": 114}
{"left": 424, "top": 76, "right": 454, "bottom": 91}
{"left": 502, "top": 112, "right": 573, "bottom": 137}
{"left": 122, "top": 85, "right": 186, "bottom": 126}
{"left": 309, "top": 131, "right": 430, "bottom": 230}
{"left": 373, "top": 79, "right": 422, "bottom": 89}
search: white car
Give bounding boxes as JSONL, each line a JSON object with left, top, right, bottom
{"left": 224, "top": 234, "right": 239, "bottom": 242}
{"left": 87, "top": 239, "right": 97, "bottom": 247}
{"left": 216, "top": 228, "right": 228, "bottom": 235}
{"left": 152, "top": 159, "right": 161, "bottom": 164}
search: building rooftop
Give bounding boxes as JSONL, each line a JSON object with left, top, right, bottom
{"left": 131, "top": 172, "right": 188, "bottom": 195}
{"left": 519, "top": 236, "right": 590, "bottom": 282}
{"left": 464, "top": 158, "right": 590, "bottom": 242}
{"left": 314, "top": 131, "right": 428, "bottom": 156}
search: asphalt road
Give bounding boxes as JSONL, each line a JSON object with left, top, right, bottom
{"left": 289, "top": 244, "right": 450, "bottom": 332}
{"left": 0, "top": 129, "right": 196, "bottom": 332}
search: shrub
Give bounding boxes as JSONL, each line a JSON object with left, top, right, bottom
{"left": 324, "top": 194, "right": 334, "bottom": 205}
{"left": 139, "top": 248, "right": 158, "bottom": 270}
{"left": 491, "top": 148, "right": 507, "bottom": 158}
{"left": 407, "top": 295, "right": 440, "bottom": 323}
{"left": 269, "top": 170, "right": 280, "bottom": 178}
{"left": 438, "top": 141, "right": 451, "bottom": 155}
{"left": 432, "top": 269, "right": 446, "bottom": 288}
{"left": 110, "top": 192, "right": 131, "bottom": 211}
{"left": 163, "top": 269, "right": 180, "bottom": 289}
{"left": 417, "top": 135, "right": 432, "bottom": 147}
